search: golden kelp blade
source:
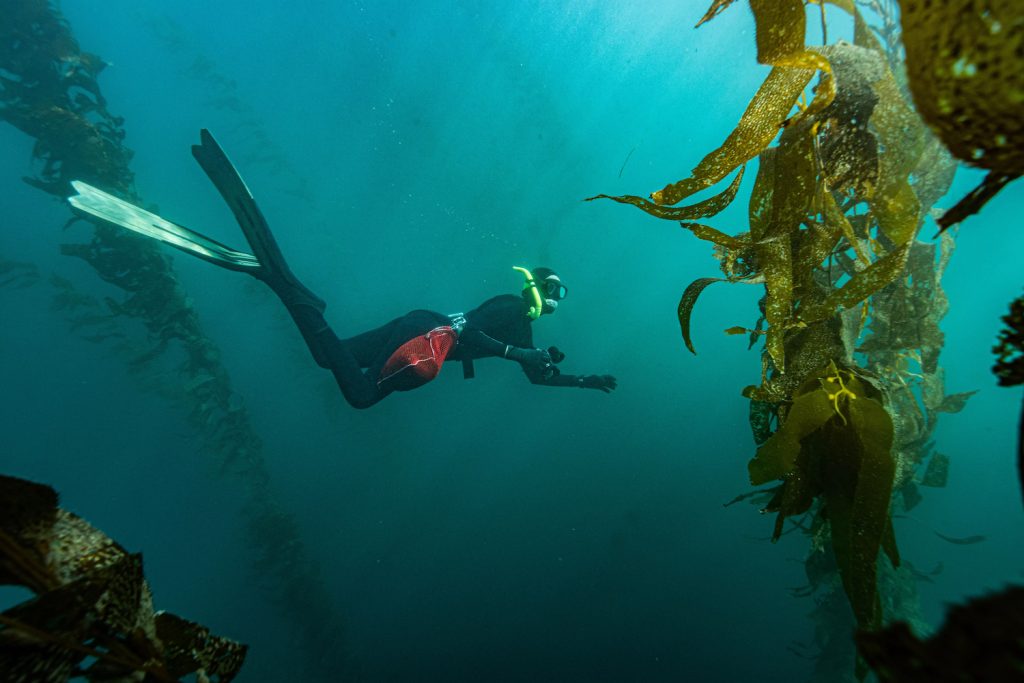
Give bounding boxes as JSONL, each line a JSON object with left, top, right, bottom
{"left": 813, "top": 43, "right": 885, "bottom": 200}
{"left": 799, "top": 243, "right": 912, "bottom": 325}
{"left": 749, "top": 0, "right": 835, "bottom": 120}
{"left": 586, "top": 167, "right": 745, "bottom": 221}
{"left": 678, "top": 277, "right": 726, "bottom": 354}
{"left": 651, "top": 67, "right": 813, "bottom": 207}
{"left": 754, "top": 119, "right": 818, "bottom": 371}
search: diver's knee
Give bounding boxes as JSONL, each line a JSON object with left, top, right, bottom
{"left": 341, "top": 390, "right": 380, "bottom": 410}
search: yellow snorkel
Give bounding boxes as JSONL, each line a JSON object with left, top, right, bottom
{"left": 513, "top": 266, "right": 544, "bottom": 320}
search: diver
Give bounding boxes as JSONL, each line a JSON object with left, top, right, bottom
{"left": 68, "top": 130, "right": 617, "bottom": 409}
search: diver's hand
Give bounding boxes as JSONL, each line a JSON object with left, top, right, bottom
{"left": 579, "top": 374, "right": 617, "bottom": 393}
{"left": 505, "top": 346, "right": 553, "bottom": 372}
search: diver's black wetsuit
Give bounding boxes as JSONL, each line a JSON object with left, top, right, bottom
{"left": 291, "top": 294, "right": 586, "bottom": 409}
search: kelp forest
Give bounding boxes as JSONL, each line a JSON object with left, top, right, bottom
{"left": 591, "top": 0, "right": 1023, "bottom": 680}
{"left": 1, "top": 1, "right": 343, "bottom": 680}
{"left": 1, "top": 0, "right": 1023, "bottom": 681}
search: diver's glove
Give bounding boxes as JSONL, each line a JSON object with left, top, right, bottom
{"left": 578, "top": 374, "right": 617, "bottom": 393}
{"left": 504, "top": 346, "right": 553, "bottom": 373}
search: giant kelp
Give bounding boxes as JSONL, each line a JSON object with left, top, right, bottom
{"left": 592, "top": 0, "right": 972, "bottom": 678}
{"left": 0, "top": 1, "right": 346, "bottom": 677}
{"left": 0, "top": 474, "right": 247, "bottom": 682}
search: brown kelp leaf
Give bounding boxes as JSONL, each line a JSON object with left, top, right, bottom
{"left": 678, "top": 278, "right": 726, "bottom": 354}
{"left": 857, "top": 22, "right": 926, "bottom": 244}
{"left": 88, "top": 554, "right": 147, "bottom": 635}
{"left": 872, "top": 179, "right": 921, "bottom": 246}
{"left": 749, "top": 399, "right": 776, "bottom": 445}
{"left": 695, "top": 0, "right": 740, "bottom": 28}
{"left": 0, "top": 475, "right": 59, "bottom": 540}
{"left": 900, "top": 0, "right": 1024, "bottom": 176}
{"left": 881, "top": 516, "right": 901, "bottom": 568}
{"left": 935, "top": 390, "right": 978, "bottom": 414}
{"left": 722, "top": 487, "right": 779, "bottom": 507}
{"left": 933, "top": 531, "right": 986, "bottom": 546}
{"left": 48, "top": 511, "right": 128, "bottom": 585}
{"left": 756, "top": 121, "right": 818, "bottom": 370}
{"left": 920, "top": 451, "right": 949, "bottom": 488}
{"left": 937, "top": 171, "right": 1022, "bottom": 231}
{"left": 155, "top": 612, "right": 248, "bottom": 681}
{"left": 724, "top": 326, "right": 748, "bottom": 335}
{"left": 0, "top": 476, "right": 60, "bottom": 591}
{"left": 799, "top": 242, "right": 911, "bottom": 324}
{"left": 652, "top": 67, "right": 814, "bottom": 206}
{"left": 911, "top": 133, "right": 958, "bottom": 214}
{"left": 750, "top": 0, "right": 835, "bottom": 120}
{"left": 748, "top": 389, "right": 835, "bottom": 485}
{"left": 771, "top": 464, "right": 817, "bottom": 541}
{"left": 681, "top": 222, "right": 754, "bottom": 250}
{"left": 843, "top": 395, "right": 896, "bottom": 630}
{"left": 812, "top": 43, "right": 885, "bottom": 198}
{"left": 588, "top": 166, "right": 745, "bottom": 221}
{"left": 794, "top": 219, "right": 842, "bottom": 296}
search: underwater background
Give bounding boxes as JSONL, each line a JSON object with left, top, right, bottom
{"left": 2, "top": 1, "right": 1022, "bottom": 681}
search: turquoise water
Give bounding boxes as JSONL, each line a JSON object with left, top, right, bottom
{"left": 2, "top": 2, "right": 1022, "bottom": 681}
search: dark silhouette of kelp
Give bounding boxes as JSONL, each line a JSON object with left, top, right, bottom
{"left": 0, "top": 1, "right": 346, "bottom": 677}
{"left": 898, "top": 0, "right": 1023, "bottom": 230}
{"left": 994, "top": 292, "right": 1024, "bottom": 507}
{"left": 0, "top": 474, "right": 247, "bottom": 682}
{"left": 857, "top": 586, "right": 1024, "bottom": 682}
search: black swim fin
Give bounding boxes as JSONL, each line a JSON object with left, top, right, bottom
{"left": 67, "top": 130, "right": 325, "bottom": 313}
{"left": 190, "top": 129, "right": 324, "bottom": 312}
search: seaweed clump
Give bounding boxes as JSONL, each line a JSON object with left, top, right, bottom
{"left": 590, "top": 0, "right": 981, "bottom": 677}
{"left": 0, "top": 474, "right": 246, "bottom": 682}
{"left": 897, "top": 0, "right": 1024, "bottom": 229}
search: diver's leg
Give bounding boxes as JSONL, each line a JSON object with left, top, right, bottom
{"left": 286, "top": 304, "right": 391, "bottom": 410}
